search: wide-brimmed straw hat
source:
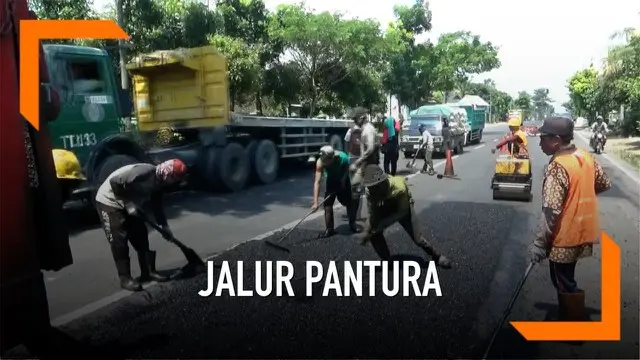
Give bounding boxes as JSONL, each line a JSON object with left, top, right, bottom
{"left": 362, "top": 164, "right": 388, "bottom": 187}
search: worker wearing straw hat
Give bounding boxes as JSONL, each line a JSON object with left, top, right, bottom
{"left": 359, "top": 164, "right": 452, "bottom": 268}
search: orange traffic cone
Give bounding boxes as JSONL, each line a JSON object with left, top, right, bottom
{"left": 437, "top": 148, "right": 459, "bottom": 180}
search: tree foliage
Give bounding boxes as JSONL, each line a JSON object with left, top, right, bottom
{"left": 31, "top": 0, "right": 509, "bottom": 118}
{"left": 513, "top": 91, "right": 533, "bottom": 120}
{"left": 531, "top": 88, "right": 554, "bottom": 120}
{"left": 566, "top": 28, "right": 639, "bottom": 135}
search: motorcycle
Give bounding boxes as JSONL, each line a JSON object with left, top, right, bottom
{"left": 592, "top": 131, "right": 605, "bottom": 154}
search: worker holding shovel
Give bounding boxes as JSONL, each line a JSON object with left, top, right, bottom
{"left": 359, "top": 164, "right": 452, "bottom": 268}
{"left": 95, "top": 159, "right": 188, "bottom": 291}
{"left": 418, "top": 123, "right": 435, "bottom": 175}
{"left": 312, "top": 145, "right": 360, "bottom": 238}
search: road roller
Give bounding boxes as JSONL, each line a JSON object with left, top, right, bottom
{"left": 491, "top": 154, "right": 533, "bottom": 201}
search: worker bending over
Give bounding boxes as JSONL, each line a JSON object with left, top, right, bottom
{"left": 493, "top": 118, "right": 529, "bottom": 157}
{"left": 95, "top": 159, "right": 188, "bottom": 291}
{"left": 359, "top": 164, "right": 452, "bottom": 268}
{"left": 530, "top": 117, "right": 611, "bottom": 320}
{"left": 312, "top": 146, "right": 359, "bottom": 238}
{"left": 417, "top": 123, "right": 435, "bottom": 175}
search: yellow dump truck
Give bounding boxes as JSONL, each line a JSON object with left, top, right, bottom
{"left": 48, "top": 45, "right": 351, "bottom": 198}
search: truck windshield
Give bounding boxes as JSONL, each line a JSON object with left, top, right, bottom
{"left": 407, "top": 117, "right": 441, "bottom": 136}
{"left": 49, "top": 57, "right": 109, "bottom": 98}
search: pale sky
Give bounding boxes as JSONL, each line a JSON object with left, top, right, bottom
{"left": 94, "top": 0, "right": 639, "bottom": 109}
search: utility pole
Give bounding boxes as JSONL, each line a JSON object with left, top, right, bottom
{"left": 488, "top": 92, "right": 493, "bottom": 123}
{"left": 116, "top": 0, "right": 132, "bottom": 131}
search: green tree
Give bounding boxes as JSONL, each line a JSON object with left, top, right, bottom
{"left": 217, "top": 0, "right": 281, "bottom": 114}
{"left": 434, "top": 31, "right": 501, "bottom": 93}
{"left": 514, "top": 91, "right": 532, "bottom": 119}
{"left": 269, "top": 4, "right": 387, "bottom": 116}
{"left": 209, "top": 34, "right": 261, "bottom": 110}
{"left": 566, "top": 67, "right": 599, "bottom": 119}
{"left": 531, "top": 88, "right": 554, "bottom": 120}
{"left": 29, "top": 0, "right": 95, "bottom": 21}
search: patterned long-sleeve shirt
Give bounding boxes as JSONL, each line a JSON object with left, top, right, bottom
{"left": 538, "top": 145, "right": 612, "bottom": 263}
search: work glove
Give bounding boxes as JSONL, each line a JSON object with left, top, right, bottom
{"left": 125, "top": 203, "right": 139, "bottom": 216}
{"left": 160, "top": 225, "right": 174, "bottom": 240}
{"left": 349, "top": 163, "right": 358, "bottom": 173}
{"left": 529, "top": 236, "right": 549, "bottom": 263}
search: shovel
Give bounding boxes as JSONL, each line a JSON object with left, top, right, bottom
{"left": 265, "top": 194, "right": 333, "bottom": 252}
{"left": 405, "top": 148, "right": 420, "bottom": 169}
{"left": 135, "top": 211, "right": 205, "bottom": 275}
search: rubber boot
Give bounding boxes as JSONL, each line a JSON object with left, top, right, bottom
{"left": 115, "top": 259, "right": 143, "bottom": 291}
{"left": 371, "top": 235, "right": 391, "bottom": 260}
{"left": 318, "top": 206, "right": 337, "bottom": 238}
{"left": 419, "top": 237, "right": 452, "bottom": 269}
{"left": 138, "top": 250, "right": 169, "bottom": 283}
{"left": 558, "top": 290, "right": 586, "bottom": 321}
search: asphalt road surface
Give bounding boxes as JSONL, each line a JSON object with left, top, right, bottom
{"left": 36, "top": 124, "right": 638, "bottom": 359}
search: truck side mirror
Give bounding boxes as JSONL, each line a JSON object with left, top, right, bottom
{"left": 117, "top": 89, "right": 133, "bottom": 117}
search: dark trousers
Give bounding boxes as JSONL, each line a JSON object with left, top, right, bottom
{"left": 324, "top": 181, "right": 352, "bottom": 208}
{"left": 96, "top": 203, "right": 150, "bottom": 277}
{"left": 369, "top": 206, "right": 441, "bottom": 260}
{"left": 549, "top": 261, "right": 579, "bottom": 293}
{"left": 383, "top": 139, "right": 399, "bottom": 176}
{"left": 421, "top": 146, "right": 434, "bottom": 173}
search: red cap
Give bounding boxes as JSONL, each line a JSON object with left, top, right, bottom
{"left": 157, "top": 159, "right": 188, "bottom": 180}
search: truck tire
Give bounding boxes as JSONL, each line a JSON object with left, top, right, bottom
{"left": 196, "top": 147, "right": 221, "bottom": 191}
{"left": 217, "top": 142, "right": 249, "bottom": 192}
{"left": 328, "top": 134, "right": 343, "bottom": 152}
{"left": 251, "top": 139, "right": 279, "bottom": 184}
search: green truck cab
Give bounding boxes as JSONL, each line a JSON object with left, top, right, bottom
{"left": 44, "top": 44, "right": 146, "bottom": 203}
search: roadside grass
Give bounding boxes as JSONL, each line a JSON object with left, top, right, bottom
{"left": 606, "top": 136, "right": 640, "bottom": 171}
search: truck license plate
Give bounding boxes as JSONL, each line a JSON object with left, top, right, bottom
{"left": 413, "top": 144, "right": 420, "bottom": 149}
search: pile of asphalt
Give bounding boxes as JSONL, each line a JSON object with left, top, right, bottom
{"left": 60, "top": 201, "right": 526, "bottom": 359}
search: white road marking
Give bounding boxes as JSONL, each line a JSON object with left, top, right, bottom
{"left": 574, "top": 131, "right": 640, "bottom": 185}
{"left": 493, "top": 139, "right": 498, "bottom": 142}
{"left": 50, "top": 150, "right": 474, "bottom": 326}
{"left": 473, "top": 144, "right": 485, "bottom": 150}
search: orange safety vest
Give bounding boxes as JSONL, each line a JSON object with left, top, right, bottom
{"left": 549, "top": 148, "right": 600, "bottom": 248}
{"left": 500, "top": 130, "right": 529, "bottom": 156}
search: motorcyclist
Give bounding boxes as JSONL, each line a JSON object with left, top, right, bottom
{"left": 590, "top": 116, "right": 609, "bottom": 148}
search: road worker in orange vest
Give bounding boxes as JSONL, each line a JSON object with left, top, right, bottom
{"left": 493, "top": 117, "right": 529, "bottom": 157}
{"left": 531, "top": 117, "right": 611, "bottom": 321}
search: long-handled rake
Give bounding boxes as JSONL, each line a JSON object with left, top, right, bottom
{"left": 264, "top": 194, "right": 334, "bottom": 253}
{"left": 481, "top": 262, "right": 535, "bottom": 359}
